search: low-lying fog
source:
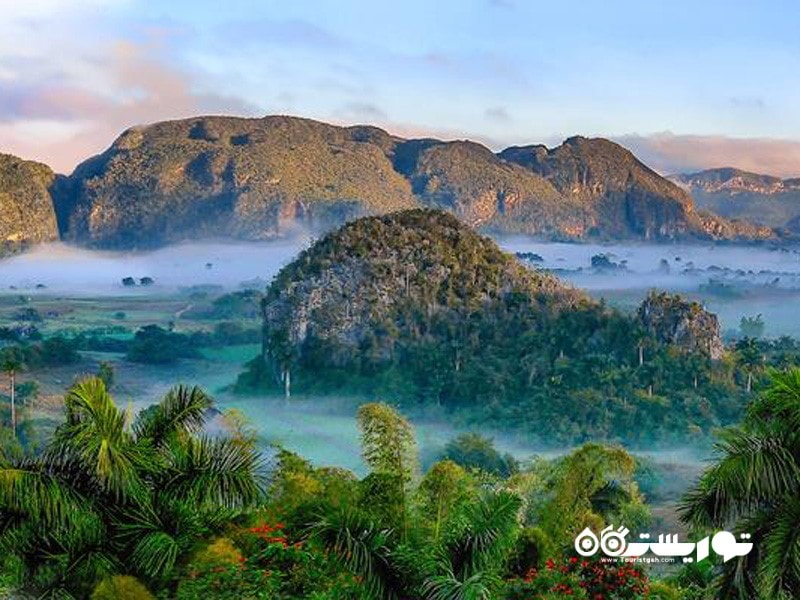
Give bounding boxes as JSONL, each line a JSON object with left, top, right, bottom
{"left": 0, "top": 239, "right": 309, "bottom": 295}
{"left": 501, "top": 239, "right": 800, "bottom": 337}
{"left": 3, "top": 237, "right": 800, "bottom": 335}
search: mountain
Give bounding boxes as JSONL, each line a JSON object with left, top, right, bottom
{"left": 669, "top": 167, "right": 800, "bottom": 229}
{"left": 57, "top": 116, "right": 418, "bottom": 248}
{"left": 238, "top": 209, "right": 732, "bottom": 444}
{"left": 500, "top": 137, "right": 769, "bottom": 240}
{"left": 0, "top": 153, "right": 60, "bottom": 255}
{"left": 54, "top": 116, "right": 770, "bottom": 248}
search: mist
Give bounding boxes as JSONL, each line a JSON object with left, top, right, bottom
{"left": 0, "top": 238, "right": 310, "bottom": 296}
{"left": 500, "top": 238, "right": 800, "bottom": 337}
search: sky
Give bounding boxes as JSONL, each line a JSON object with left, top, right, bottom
{"left": 1, "top": 0, "right": 800, "bottom": 176}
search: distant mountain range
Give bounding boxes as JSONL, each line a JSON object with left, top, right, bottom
{"left": 669, "top": 168, "right": 800, "bottom": 231}
{"left": 0, "top": 116, "right": 776, "bottom": 252}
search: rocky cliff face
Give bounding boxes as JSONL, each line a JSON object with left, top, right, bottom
{"left": 0, "top": 153, "right": 60, "bottom": 254}
{"left": 500, "top": 137, "right": 771, "bottom": 241}
{"left": 669, "top": 167, "right": 800, "bottom": 229}
{"left": 670, "top": 168, "right": 800, "bottom": 195}
{"left": 58, "top": 116, "right": 419, "bottom": 248}
{"left": 393, "top": 139, "right": 591, "bottom": 237}
{"left": 254, "top": 209, "right": 585, "bottom": 388}
{"left": 637, "top": 291, "right": 724, "bottom": 360}
{"left": 54, "top": 116, "right": 771, "bottom": 249}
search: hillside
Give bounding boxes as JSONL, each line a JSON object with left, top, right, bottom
{"left": 57, "top": 116, "right": 417, "bottom": 248}
{"left": 0, "top": 154, "right": 60, "bottom": 255}
{"left": 53, "top": 115, "right": 771, "bottom": 248}
{"left": 669, "top": 167, "right": 800, "bottom": 229}
{"left": 500, "top": 137, "right": 770, "bottom": 240}
{"left": 240, "top": 209, "right": 736, "bottom": 445}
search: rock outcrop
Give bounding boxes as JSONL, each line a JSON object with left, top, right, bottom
{"left": 500, "top": 137, "right": 771, "bottom": 241}
{"left": 53, "top": 116, "right": 772, "bottom": 249}
{"left": 0, "top": 153, "right": 60, "bottom": 254}
{"left": 250, "top": 209, "right": 585, "bottom": 391}
{"left": 669, "top": 167, "right": 800, "bottom": 229}
{"left": 637, "top": 291, "right": 724, "bottom": 359}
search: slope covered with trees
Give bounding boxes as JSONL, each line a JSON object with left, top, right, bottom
{"left": 50, "top": 115, "right": 771, "bottom": 248}
{"left": 240, "top": 209, "right": 747, "bottom": 445}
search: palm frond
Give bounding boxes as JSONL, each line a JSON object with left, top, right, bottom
{"left": 422, "top": 568, "right": 499, "bottom": 600}
{"left": 442, "top": 490, "right": 521, "bottom": 578}
{"left": 52, "top": 377, "right": 145, "bottom": 501}
{"left": 309, "top": 505, "right": 400, "bottom": 599}
{"left": 749, "top": 367, "right": 800, "bottom": 431}
{"left": 0, "top": 459, "right": 89, "bottom": 530}
{"left": 130, "top": 531, "right": 180, "bottom": 579}
{"left": 755, "top": 497, "right": 800, "bottom": 598}
{"left": 133, "top": 385, "right": 213, "bottom": 446}
{"left": 679, "top": 424, "right": 799, "bottom": 527}
{"left": 163, "top": 435, "right": 266, "bottom": 509}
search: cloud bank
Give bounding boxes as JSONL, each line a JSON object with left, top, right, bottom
{"left": 617, "top": 133, "right": 800, "bottom": 179}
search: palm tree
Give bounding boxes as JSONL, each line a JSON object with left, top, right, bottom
{"left": 0, "top": 347, "right": 24, "bottom": 439}
{"left": 680, "top": 367, "right": 800, "bottom": 599}
{"left": 0, "top": 377, "right": 266, "bottom": 598}
{"left": 309, "top": 489, "right": 521, "bottom": 600}
{"left": 311, "top": 403, "right": 521, "bottom": 600}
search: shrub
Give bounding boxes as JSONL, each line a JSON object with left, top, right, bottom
{"left": 504, "top": 557, "right": 649, "bottom": 600}
{"left": 127, "top": 325, "right": 200, "bottom": 364}
{"left": 91, "top": 576, "right": 154, "bottom": 600}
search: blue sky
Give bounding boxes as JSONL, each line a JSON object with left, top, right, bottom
{"left": 2, "top": 0, "right": 800, "bottom": 175}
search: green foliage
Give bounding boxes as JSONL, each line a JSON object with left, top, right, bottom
{"left": 0, "top": 153, "right": 59, "bottom": 252}
{"left": 244, "top": 210, "right": 752, "bottom": 446}
{"left": 127, "top": 325, "right": 201, "bottom": 364}
{"left": 0, "top": 377, "right": 266, "bottom": 598}
{"left": 97, "top": 360, "right": 115, "bottom": 388}
{"left": 441, "top": 433, "right": 519, "bottom": 477}
{"left": 91, "top": 575, "right": 155, "bottom": 600}
{"left": 357, "top": 403, "right": 418, "bottom": 485}
{"left": 680, "top": 367, "right": 800, "bottom": 599}
{"left": 739, "top": 314, "right": 765, "bottom": 338}
{"left": 523, "top": 444, "right": 649, "bottom": 550}
{"left": 508, "top": 527, "right": 552, "bottom": 575}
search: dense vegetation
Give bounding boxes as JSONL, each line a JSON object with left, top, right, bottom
{"left": 499, "top": 137, "right": 769, "bottom": 241}
{"left": 4, "top": 370, "right": 798, "bottom": 598}
{"left": 680, "top": 368, "right": 800, "bottom": 598}
{"left": 240, "top": 210, "right": 762, "bottom": 446}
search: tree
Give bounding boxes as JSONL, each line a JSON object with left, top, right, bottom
{"left": 534, "top": 444, "right": 649, "bottom": 550}
{"left": 127, "top": 325, "right": 200, "bottom": 364}
{"left": 357, "top": 403, "right": 418, "bottom": 485}
{"left": 97, "top": 360, "right": 115, "bottom": 388}
{"left": 0, "top": 347, "right": 25, "bottom": 439}
{"left": 0, "top": 377, "right": 266, "bottom": 598}
{"left": 739, "top": 314, "right": 765, "bottom": 339}
{"left": 680, "top": 367, "right": 800, "bottom": 599}
{"left": 441, "top": 432, "right": 519, "bottom": 477}
{"left": 356, "top": 403, "right": 418, "bottom": 537}
{"left": 735, "top": 338, "right": 763, "bottom": 393}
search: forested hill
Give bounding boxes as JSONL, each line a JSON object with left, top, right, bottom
{"left": 239, "top": 209, "right": 742, "bottom": 446}
{"left": 22, "top": 114, "right": 771, "bottom": 249}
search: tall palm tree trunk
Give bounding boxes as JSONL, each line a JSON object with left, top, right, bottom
{"left": 9, "top": 370, "right": 15, "bottom": 439}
